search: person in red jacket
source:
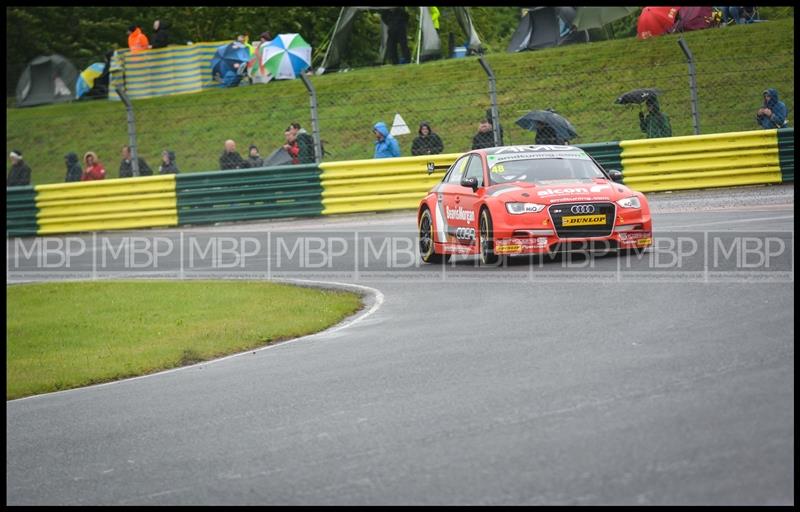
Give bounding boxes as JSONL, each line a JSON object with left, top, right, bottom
{"left": 81, "top": 152, "right": 106, "bottom": 181}
{"left": 127, "top": 24, "right": 150, "bottom": 52}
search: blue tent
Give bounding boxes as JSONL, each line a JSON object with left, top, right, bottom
{"left": 210, "top": 42, "right": 250, "bottom": 87}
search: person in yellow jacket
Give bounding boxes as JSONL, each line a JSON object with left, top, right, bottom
{"left": 127, "top": 25, "right": 149, "bottom": 52}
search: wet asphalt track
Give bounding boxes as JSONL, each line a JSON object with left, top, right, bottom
{"left": 5, "top": 184, "right": 794, "bottom": 505}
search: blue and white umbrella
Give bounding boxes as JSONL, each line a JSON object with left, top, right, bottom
{"left": 258, "top": 33, "right": 312, "bottom": 80}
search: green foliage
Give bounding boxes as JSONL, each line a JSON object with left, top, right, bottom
{"left": 6, "top": 280, "right": 362, "bottom": 399}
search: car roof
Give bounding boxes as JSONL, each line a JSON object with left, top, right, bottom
{"left": 476, "top": 144, "right": 578, "bottom": 156}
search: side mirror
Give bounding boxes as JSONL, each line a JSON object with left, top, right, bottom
{"left": 461, "top": 176, "right": 479, "bottom": 191}
{"left": 607, "top": 170, "right": 623, "bottom": 183}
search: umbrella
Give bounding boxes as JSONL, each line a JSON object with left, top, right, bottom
{"left": 75, "top": 62, "right": 105, "bottom": 99}
{"left": 515, "top": 110, "right": 578, "bottom": 140}
{"left": 572, "top": 6, "right": 640, "bottom": 31}
{"left": 258, "top": 33, "right": 311, "bottom": 80}
{"left": 637, "top": 6, "right": 679, "bottom": 40}
{"left": 210, "top": 42, "right": 251, "bottom": 79}
{"left": 263, "top": 147, "right": 293, "bottom": 166}
{"left": 673, "top": 6, "right": 714, "bottom": 32}
{"left": 615, "top": 88, "right": 661, "bottom": 105}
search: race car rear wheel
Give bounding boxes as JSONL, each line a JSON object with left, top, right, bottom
{"left": 419, "top": 208, "right": 449, "bottom": 264}
{"left": 479, "top": 209, "right": 499, "bottom": 265}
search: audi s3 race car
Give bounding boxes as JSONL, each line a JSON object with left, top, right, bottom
{"left": 417, "top": 144, "right": 653, "bottom": 264}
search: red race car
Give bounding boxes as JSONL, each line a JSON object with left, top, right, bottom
{"left": 418, "top": 145, "right": 653, "bottom": 264}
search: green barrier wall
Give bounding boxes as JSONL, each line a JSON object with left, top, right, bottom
{"left": 175, "top": 164, "right": 323, "bottom": 225}
{"left": 575, "top": 141, "right": 623, "bottom": 172}
{"left": 777, "top": 127, "right": 794, "bottom": 182}
{"left": 6, "top": 186, "right": 39, "bottom": 237}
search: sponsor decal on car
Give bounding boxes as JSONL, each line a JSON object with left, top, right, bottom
{"left": 445, "top": 205, "right": 475, "bottom": 224}
{"left": 562, "top": 215, "right": 607, "bottom": 226}
{"left": 538, "top": 184, "right": 610, "bottom": 197}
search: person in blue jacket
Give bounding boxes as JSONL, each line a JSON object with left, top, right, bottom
{"left": 756, "top": 88, "right": 788, "bottom": 129}
{"left": 373, "top": 121, "right": 401, "bottom": 158}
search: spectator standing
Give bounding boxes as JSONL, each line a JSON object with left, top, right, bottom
{"left": 411, "top": 122, "right": 444, "bottom": 156}
{"left": 119, "top": 145, "right": 153, "bottom": 178}
{"left": 757, "top": 88, "right": 788, "bottom": 129}
{"left": 639, "top": 96, "right": 672, "bottom": 138}
{"left": 82, "top": 152, "right": 106, "bottom": 181}
{"left": 150, "top": 19, "right": 171, "bottom": 49}
{"left": 246, "top": 145, "right": 264, "bottom": 168}
{"left": 158, "top": 150, "right": 179, "bottom": 174}
{"left": 471, "top": 118, "right": 496, "bottom": 150}
{"left": 381, "top": 8, "right": 411, "bottom": 64}
{"left": 288, "top": 122, "right": 316, "bottom": 164}
{"left": 64, "top": 152, "right": 82, "bottom": 182}
{"left": 7, "top": 150, "right": 31, "bottom": 187}
{"left": 373, "top": 121, "right": 401, "bottom": 158}
{"left": 283, "top": 129, "right": 300, "bottom": 164}
{"left": 127, "top": 25, "right": 150, "bottom": 52}
{"left": 219, "top": 140, "right": 246, "bottom": 170}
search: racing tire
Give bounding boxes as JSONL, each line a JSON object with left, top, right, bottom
{"left": 419, "top": 208, "right": 450, "bottom": 264}
{"left": 479, "top": 208, "right": 499, "bottom": 266}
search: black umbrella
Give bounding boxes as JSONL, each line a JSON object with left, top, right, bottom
{"left": 615, "top": 88, "right": 660, "bottom": 105}
{"left": 515, "top": 109, "right": 578, "bottom": 140}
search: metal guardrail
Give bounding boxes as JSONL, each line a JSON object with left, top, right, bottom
{"left": 777, "top": 127, "right": 794, "bottom": 182}
{"left": 35, "top": 175, "right": 178, "bottom": 235}
{"left": 6, "top": 186, "right": 38, "bottom": 237}
{"left": 175, "top": 164, "right": 323, "bottom": 225}
{"left": 620, "top": 129, "right": 783, "bottom": 192}
{"left": 6, "top": 130, "right": 791, "bottom": 237}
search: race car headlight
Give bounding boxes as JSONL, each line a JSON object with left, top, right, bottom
{"left": 616, "top": 196, "right": 641, "bottom": 209}
{"left": 506, "top": 202, "right": 545, "bottom": 214}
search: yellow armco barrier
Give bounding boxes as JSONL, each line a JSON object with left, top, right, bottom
{"left": 620, "top": 129, "right": 782, "bottom": 192}
{"left": 320, "top": 153, "right": 461, "bottom": 215}
{"left": 35, "top": 175, "right": 178, "bottom": 234}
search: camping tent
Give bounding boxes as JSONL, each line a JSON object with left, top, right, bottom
{"left": 507, "top": 7, "right": 589, "bottom": 52}
{"left": 317, "top": 6, "right": 482, "bottom": 73}
{"left": 15, "top": 54, "right": 79, "bottom": 107}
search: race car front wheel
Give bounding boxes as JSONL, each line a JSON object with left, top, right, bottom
{"left": 479, "top": 209, "right": 499, "bottom": 265}
{"left": 419, "top": 208, "right": 449, "bottom": 264}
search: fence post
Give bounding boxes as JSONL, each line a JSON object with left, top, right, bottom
{"left": 478, "top": 57, "right": 501, "bottom": 147}
{"left": 678, "top": 37, "right": 701, "bottom": 135}
{"left": 300, "top": 73, "right": 322, "bottom": 164}
{"left": 115, "top": 86, "right": 139, "bottom": 176}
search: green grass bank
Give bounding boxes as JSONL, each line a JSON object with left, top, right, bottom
{"left": 6, "top": 280, "right": 362, "bottom": 400}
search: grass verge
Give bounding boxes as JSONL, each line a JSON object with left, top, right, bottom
{"left": 6, "top": 280, "right": 362, "bottom": 400}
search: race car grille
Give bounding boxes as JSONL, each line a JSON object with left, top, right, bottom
{"left": 548, "top": 202, "right": 616, "bottom": 239}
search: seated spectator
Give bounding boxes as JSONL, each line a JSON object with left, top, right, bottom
{"left": 219, "top": 140, "right": 246, "bottom": 170}
{"left": 82, "top": 152, "right": 106, "bottom": 181}
{"left": 7, "top": 149, "right": 31, "bottom": 187}
{"left": 246, "top": 145, "right": 264, "bottom": 168}
{"left": 119, "top": 145, "right": 152, "bottom": 178}
{"left": 283, "top": 129, "right": 300, "bottom": 164}
{"left": 373, "top": 121, "right": 401, "bottom": 158}
{"left": 158, "top": 150, "right": 179, "bottom": 174}
{"left": 411, "top": 122, "right": 444, "bottom": 156}
{"left": 150, "top": 19, "right": 171, "bottom": 49}
{"left": 256, "top": 31, "right": 273, "bottom": 49}
{"left": 471, "top": 118, "right": 496, "bottom": 150}
{"left": 757, "top": 88, "right": 788, "bottom": 129}
{"left": 127, "top": 24, "right": 150, "bottom": 52}
{"left": 288, "top": 122, "right": 316, "bottom": 164}
{"left": 64, "top": 152, "right": 82, "bottom": 182}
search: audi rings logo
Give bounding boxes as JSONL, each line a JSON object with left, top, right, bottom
{"left": 570, "top": 204, "right": 596, "bottom": 214}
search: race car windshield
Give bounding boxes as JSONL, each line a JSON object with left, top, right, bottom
{"left": 489, "top": 157, "right": 605, "bottom": 185}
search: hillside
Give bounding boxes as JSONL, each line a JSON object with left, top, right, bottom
{"left": 6, "top": 17, "right": 794, "bottom": 185}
